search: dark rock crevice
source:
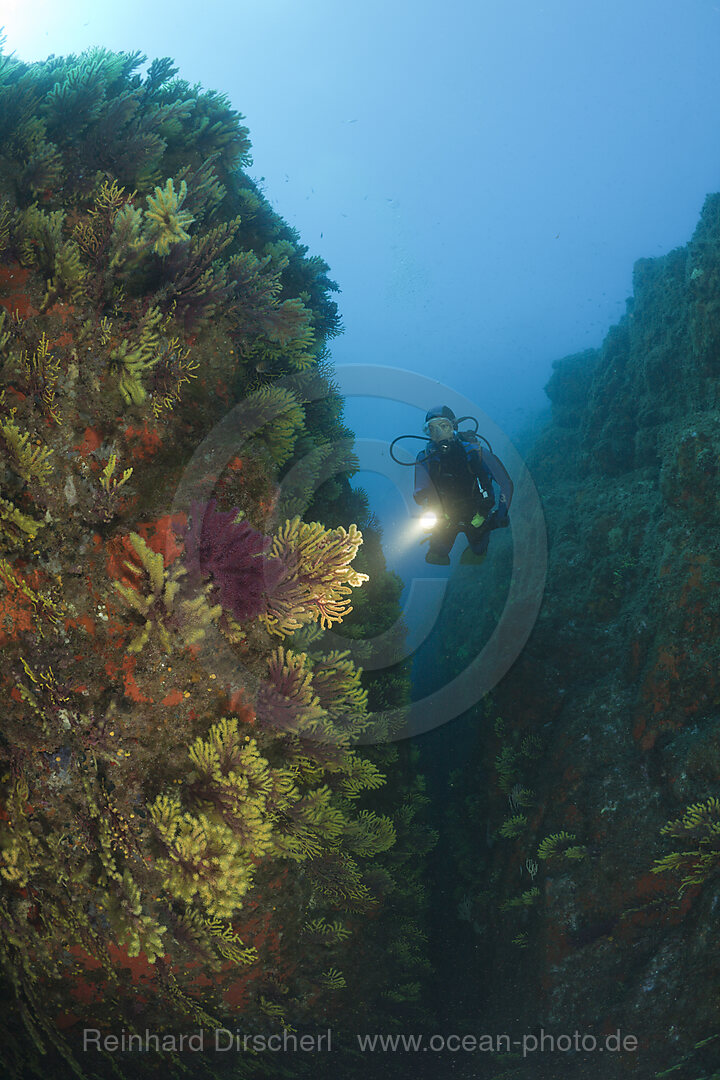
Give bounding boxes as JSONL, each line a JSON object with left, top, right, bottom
{"left": 430, "top": 191, "right": 720, "bottom": 1079}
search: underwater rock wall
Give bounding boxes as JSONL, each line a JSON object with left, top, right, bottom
{"left": 447, "top": 194, "right": 720, "bottom": 1078}
{"left": 0, "top": 46, "right": 435, "bottom": 1079}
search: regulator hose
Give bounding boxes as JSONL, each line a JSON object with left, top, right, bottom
{"left": 389, "top": 419, "right": 492, "bottom": 465}
{"left": 389, "top": 434, "right": 431, "bottom": 465}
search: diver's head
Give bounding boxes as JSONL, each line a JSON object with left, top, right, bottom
{"left": 424, "top": 405, "right": 456, "bottom": 445}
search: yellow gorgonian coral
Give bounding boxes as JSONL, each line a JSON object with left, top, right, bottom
{"left": 108, "top": 305, "right": 164, "bottom": 405}
{"left": 14, "top": 333, "right": 61, "bottom": 423}
{"left": 242, "top": 384, "right": 305, "bottom": 466}
{"left": 112, "top": 532, "right": 221, "bottom": 653}
{"left": 148, "top": 794, "right": 256, "bottom": 918}
{"left": 652, "top": 797, "right": 720, "bottom": 894}
{"left": 262, "top": 517, "right": 369, "bottom": 636}
{"left": 144, "top": 178, "right": 194, "bottom": 256}
{"left": 0, "top": 495, "right": 45, "bottom": 544}
{"left": 0, "top": 416, "right": 54, "bottom": 485}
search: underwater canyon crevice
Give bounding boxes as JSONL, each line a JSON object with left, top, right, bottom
{"left": 429, "top": 191, "right": 720, "bottom": 1080}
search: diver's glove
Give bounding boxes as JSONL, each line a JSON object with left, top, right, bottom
{"left": 489, "top": 499, "right": 510, "bottom": 530}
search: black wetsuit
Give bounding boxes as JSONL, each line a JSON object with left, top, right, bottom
{"left": 414, "top": 435, "right": 512, "bottom": 558}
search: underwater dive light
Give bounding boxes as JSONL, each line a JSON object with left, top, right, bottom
{"left": 420, "top": 510, "right": 438, "bottom": 530}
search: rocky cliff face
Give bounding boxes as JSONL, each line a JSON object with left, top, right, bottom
{"left": 0, "top": 47, "right": 432, "bottom": 1079}
{"left": 445, "top": 193, "right": 720, "bottom": 1079}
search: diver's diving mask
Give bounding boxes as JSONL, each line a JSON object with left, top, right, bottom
{"left": 426, "top": 416, "right": 455, "bottom": 443}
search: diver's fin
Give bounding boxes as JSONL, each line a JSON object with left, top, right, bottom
{"left": 425, "top": 550, "right": 451, "bottom": 566}
{"left": 460, "top": 547, "right": 486, "bottom": 566}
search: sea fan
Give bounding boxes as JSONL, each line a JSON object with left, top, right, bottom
{"left": 183, "top": 499, "right": 282, "bottom": 621}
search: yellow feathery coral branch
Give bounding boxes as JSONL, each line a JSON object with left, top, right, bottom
{"left": 148, "top": 794, "right": 256, "bottom": 918}
{"left": 16, "top": 204, "right": 65, "bottom": 275}
{"left": 0, "top": 780, "right": 42, "bottom": 888}
{"left": 339, "top": 756, "right": 387, "bottom": 799}
{"left": 108, "top": 202, "right": 144, "bottom": 270}
{"left": 0, "top": 416, "right": 54, "bottom": 485}
{"left": 242, "top": 385, "right": 305, "bottom": 466}
{"left": 73, "top": 180, "right": 135, "bottom": 263}
{"left": 99, "top": 453, "right": 133, "bottom": 494}
{"left": 320, "top": 968, "right": 346, "bottom": 989}
{"left": 151, "top": 336, "right": 199, "bottom": 418}
{"left": 0, "top": 496, "right": 46, "bottom": 545}
{"left": 537, "top": 832, "right": 575, "bottom": 859}
{"left": 250, "top": 297, "right": 318, "bottom": 373}
{"left": 43, "top": 239, "right": 87, "bottom": 307}
{"left": 95, "top": 178, "right": 135, "bottom": 215}
{"left": 261, "top": 517, "right": 369, "bottom": 636}
{"left": 108, "top": 305, "right": 164, "bottom": 406}
{"left": 187, "top": 720, "right": 288, "bottom": 854}
{"left": 14, "top": 333, "right": 61, "bottom": 423}
{"left": 311, "top": 651, "right": 369, "bottom": 723}
{"left": 303, "top": 917, "right": 351, "bottom": 943}
{"left": 342, "top": 809, "right": 396, "bottom": 857}
{"left": 103, "top": 869, "right": 167, "bottom": 962}
{"left": 0, "top": 310, "right": 10, "bottom": 353}
{"left": 113, "top": 532, "right": 221, "bottom": 653}
{"left": 652, "top": 797, "right": 720, "bottom": 894}
{"left": 0, "top": 200, "right": 10, "bottom": 257}
{"left": 145, "top": 178, "right": 194, "bottom": 255}
{"left": 202, "top": 916, "right": 257, "bottom": 965}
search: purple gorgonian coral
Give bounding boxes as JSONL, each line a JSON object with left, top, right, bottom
{"left": 182, "top": 500, "right": 282, "bottom": 621}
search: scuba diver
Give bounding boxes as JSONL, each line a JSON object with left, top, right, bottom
{"left": 391, "top": 405, "right": 513, "bottom": 566}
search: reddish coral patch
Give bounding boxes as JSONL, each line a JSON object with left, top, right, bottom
{"left": 76, "top": 614, "right": 96, "bottom": 636}
{"left": 107, "top": 943, "right": 165, "bottom": 981}
{"left": 105, "top": 658, "right": 119, "bottom": 679}
{"left": 161, "top": 689, "right": 184, "bottom": 707}
{"left": 75, "top": 427, "right": 103, "bottom": 457}
{"left": 223, "top": 979, "right": 249, "bottom": 1009}
{"left": 124, "top": 422, "right": 162, "bottom": 461}
{"left": 121, "top": 656, "right": 153, "bottom": 704}
{"left": 105, "top": 534, "right": 143, "bottom": 585}
{"left": 0, "top": 264, "right": 37, "bottom": 318}
{"left": 0, "top": 586, "right": 35, "bottom": 645}
{"left": 45, "top": 300, "right": 75, "bottom": 330}
{"left": 227, "top": 689, "right": 255, "bottom": 723}
{"left": 136, "top": 513, "right": 187, "bottom": 567}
